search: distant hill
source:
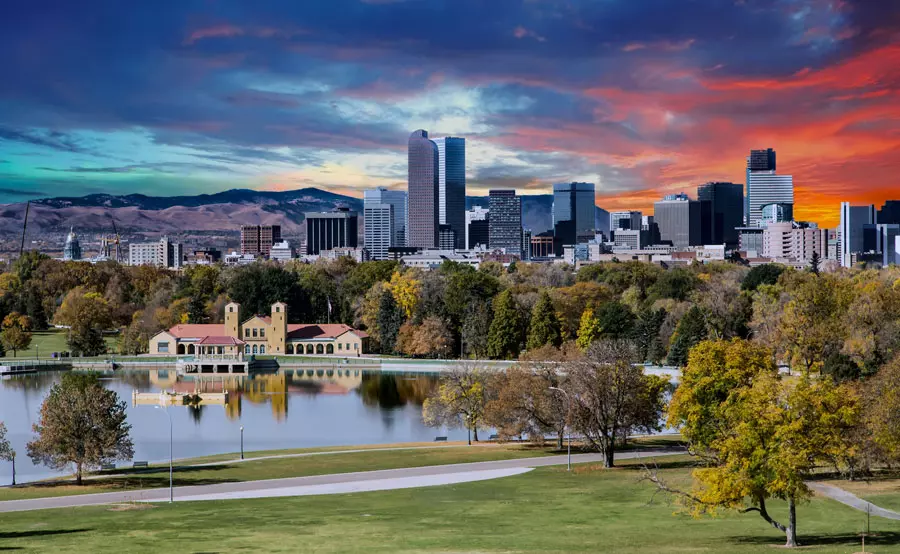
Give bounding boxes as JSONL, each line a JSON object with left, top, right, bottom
{"left": 0, "top": 187, "right": 593, "bottom": 237}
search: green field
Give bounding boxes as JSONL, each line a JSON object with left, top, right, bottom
{"left": 0, "top": 330, "right": 118, "bottom": 359}
{"left": 0, "top": 457, "right": 892, "bottom": 553}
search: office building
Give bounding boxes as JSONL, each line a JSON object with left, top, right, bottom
{"left": 488, "top": 189, "right": 522, "bottom": 255}
{"left": 839, "top": 202, "right": 877, "bottom": 267}
{"left": 438, "top": 225, "right": 457, "bottom": 250}
{"left": 407, "top": 129, "right": 440, "bottom": 248}
{"left": 697, "top": 182, "right": 743, "bottom": 247}
{"left": 747, "top": 172, "right": 793, "bottom": 227}
{"left": 642, "top": 215, "right": 661, "bottom": 246}
{"left": 364, "top": 187, "right": 407, "bottom": 247}
{"left": 434, "top": 137, "right": 466, "bottom": 248}
{"left": 270, "top": 240, "right": 294, "bottom": 262}
{"left": 738, "top": 227, "right": 765, "bottom": 256}
{"left": 522, "top": 229, "right": 532, "bottom": 261}
{"left": 877, "top": 224, "right": 900, "bottom": 266}
{"left": 762, "top": 222, "right": 826, "bottom": 264}
{"left": 129, "top": 236, "right": 183, "bottom": 269}
{"left": 240, "top": 225, "right": 282, "bottom": 258}
{"left": 305, "top": 208, "right": 359, "bottom": 255}
{"left": 654, "top": 193, "right": 702, "bottom": 248}
{"left": 760, "top": 203, "right": 793, "bottom": 225}
{"left": 531, "top": 232, "right": 555, "bottom": 258}
{"left": 186, "top": 249, "right": 222, "bottom": 265}
{"left": 63, "top": 227, "right": 82, "bottom": 261}
{"left": 595, "top": 207, "right": 610, "bottom": 238}
{"left": 614, "top": 229, "right": 644, "bottom": 250}
{"left": 466, "top": 207, "right": 489, "bottom": 249}
{"left": 553, "top": 182, "right": 596, "bottom": 244}
{"left": 746, "top": 148, "right": 776, "bottom": 223}
{"left": 610, "top": 211, "right": 643, "bottom": 232}
{"left": 879, "top": 201, "right": 900, "bottom": 225}
{"left": 364, "top": 202, "right": 394, "bottom": 261}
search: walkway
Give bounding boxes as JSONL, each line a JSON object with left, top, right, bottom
{"left": 0, "top": 450, "right": 679, "bottom": 513}
{"left": 809, "top": 481, "right": 900, "bottom": 521}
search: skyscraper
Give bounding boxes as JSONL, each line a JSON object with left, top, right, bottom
{"left": 654, "top": 193, "right": 702, "bottom": 248}
{"left": 407, "top": 129, "right": 439, "bottom": 248}
{"left": 553, "top": 182, "right": 596, "bottom": 243}
{"left": 305, "top": 208, "right": 359, "bottom": 255}
{"left": 363, "top": 203, "right": 393, "bottom": 260}
{"left": 697, "top": 182, "right": 743, "bottom": 248}
{"left": 364, "top": 187, "right": 407, "bottom": 247}
{"left": 241, "top": 225, "right": 282, "bottom": 258}
{"left": 610, "top": 211, "right": 643, "bottom": 232}
{"left": 879, "top": 200, "right": 900, "bottom": 225}
{"left": 839, "top": 202, "right": 877, "bottom": 267}
{"left": 489, "top": 189, "right": 522, "bottom": 255}
{"left": 434, "top": 137, "right": 466, "bottom": 249}
{"left": 466, "top": 206, "right": 489, "bottom": 249}
{"left": 745, "top": 148, "right": 791, "bottom": 226}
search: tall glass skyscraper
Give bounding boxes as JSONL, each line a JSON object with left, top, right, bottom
{"left": 407, "top": 130, "right": 439, "bottom": 248}
{"left": 434, "top": 137, "right": 466, "bottom": 249}
{"left": 745, "top": 148, "right": 790, "bottom": 226}
{"left": 364, "top": 187, "right": 407, "bottom": 247}
{"left": 839, "top": 202, "right": 877, "bottom": 267}
{"left": 489, "top": 189, "right": 522, "bottom": 255}
{"left": 697, "top": 182, "right": 743, "bottom": 248}
{"left": 552, "top": 182, "right": 596, "bottom": 244}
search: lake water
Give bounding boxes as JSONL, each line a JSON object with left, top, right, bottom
{"left": 0, "top": 368, "right": 465, "bottom": 484}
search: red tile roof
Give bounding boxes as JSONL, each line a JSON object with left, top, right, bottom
{"left": 198, "top": 336, "right": 245, "bottom": 346}
{"left": 166, "top": 322, "right": 367, "bottom": 341}
{"left": 167, "top": 324, "right": 226, "bottom": 339}
{"left": 287, "top": 324, "right": 368, "bottom": 340}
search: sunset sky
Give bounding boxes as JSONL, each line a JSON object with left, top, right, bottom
{"left": 1, "top": 0, "right": 898, "bottom": 227}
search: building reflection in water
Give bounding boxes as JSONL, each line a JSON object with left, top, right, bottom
{"left": 145, "top": 367, "right": 438, "bottom": 422}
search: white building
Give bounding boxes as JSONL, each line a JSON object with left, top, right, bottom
{"left": 763, "top": 222, "right": 826, "bottom": 264}
{"left": 270, "top": 240, "right": 294, "bottom": 262}
{"left": 747, "top": 172, "right": 793, "bottom": 227}
{"left": 224, "top": 251, "right": 256, "bottom": 266}
{"left": 128, "top": 237, "right": 183, "bottom": 269}
{"left": 613, "top": 229, "right": 642, "bottom": 249}
{"left": 401, "top": 249, "right": 480, "bottom": 270}
{"left": 610, "top": 211, "right": 642, "bottom": 232}
{"left": 363, "top": 202, "right": 393, "bottom": 260}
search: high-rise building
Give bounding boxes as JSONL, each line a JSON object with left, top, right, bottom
{"left": 839, "top": 202, "right": 877, "bottom": 267}
{"left": 697, "top": 182, "right": 743, "bottom": 248}
{"left": 760, "top": 203, "right": 793, "bottom": 225}
{"left": 654, "top": 193, "right": 702, "bottom": 248}
{"left": 488, "top": 189, "right": 522, "bottom": 255}
{"left": 748, "top": 148, "right": 777, "bottom": 172}
{"left": 466, "top": 207, "right": 489, "bottom": 249}
{"left": 364, "top": 187, "right": 407, "bottom": 247}
{"left": 876, "top": 224, "right": 900, "bottom": 266}
{"left": 63, "top": 227, "right": 82, "bottom": 261}
{"left": 642, "top": 215, "right": 661, "bottom": 245}
{"left": 521, "top": 229, "right": 532, "bottom": 261}
{"left": 879, "top": 200, "right": 900, "bottom": 225}
{"left": 553, "top": 182, "right": 596, "bottom": 243}
{"left": 762, "top": 222, "right": 826, "bottom": 264}
{"left": 531, "top": 231, "right": 555, "bottom": 258}
{"left": 364, "top": 202, "right": 394, "bottom": 260}
{"left": 434, "top": 137, "right": 466, "bottom": 249}
{"left": 240, "top": 225, "right": 282, "bottom": 258}
{"left": 438, "top": 225, "right": 457, "bottom": 250}
{"left": 129, "top": 236, "right": 183, "bottom": 269}
{"left": 610, "top": 211, "right": 643, "bottom": 232}
{"left": 595, "top": 207, "right": 610, "bottom": 239}
{"left": 269, "top": 241, "right": 294, "bottom": 262}
{"left": 747, "top": 173, "right": 793, "bottom": 227}
{"left": 305, "top": 208, "right": 359, "bottom": 255}
{"left": 407, "top": 129, "right": 440, "bottom": 248}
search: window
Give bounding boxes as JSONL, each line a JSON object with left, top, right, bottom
{"left": 229, "top": 306, "right": 234, "bottom": 313}
{"left": 354, "top": 343, "right": 358, "bottom": 350}
{"left": 252, "top": 328, "right": 258, "bottom": 338}
{"left": 252, "top": 345, "right": 258, "bottom": 354}
{"left": 245, "top": 345, "right": 250, "bottom": 354}
{"left": 260, "top": 345, "right": 266, "bottom": 354}
{"left": 338, "top": 343, "right": 342, "bottom": 351}
{"left": 159, "top": 342, "right": 169, "bottom": 353}
{"left": 275, "top": 306, "right": 280, "bottom": 313}
{"left": 260, "top": 328, "right": 265, "bottom": 338}
{"left": 346, "top": 343, "right": 350, "bottom": 350}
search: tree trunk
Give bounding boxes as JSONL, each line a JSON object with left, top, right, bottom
{"left": 473, "top": 428, "right": 479, "bottom": 442}
{"left": 76, "top": 462, "right": 83, "bottom": 486}
{"left": 785, "top": 497, "right": 798, "bottom": 548}
{"left": 604, "top": 444, "right": 615, "bottom": 468}
{"left": 557, "top": 432, "right": 564, "bottom": 450}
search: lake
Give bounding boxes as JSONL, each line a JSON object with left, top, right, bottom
{"left": 0, "top": 368, "right": 464, "bottom": 484}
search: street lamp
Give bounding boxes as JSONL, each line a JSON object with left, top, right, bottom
{"left": 240, "top": 425, "right": 244, "bottom": 460}
{"left": 154, "top": 405, "right": 173, "bottom": 502}
{"left": 10, "top": 452, "right": 15, "bottom": 486}
{"left": 549, "top": 387, "right": 571, "bottom": 472}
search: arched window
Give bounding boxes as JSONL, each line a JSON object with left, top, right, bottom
{"left": 316, "top": 344, "right": 324, "bottom": 354}
{"left": 245, "top": 345, "right": 250, "bottom": 355}
{"left": 306, "top": 344, "right": 314, "bottom": 354}
{"left": 177, "top": 344, "right": 186, "bottom": 355}
{"left": 252, "top": 345, "right": 258, "bottom": 355}
{"left": 326, "top": 344, "right": 334, "bottom": 354}
{"left": 260, "top": 345, "right": 266, "bottom": 354}
{"left": 286, "top": 344, "right": 293, "bottom": 354}
{"left": 187, "top": 344, "right": 195, "bottom": 355}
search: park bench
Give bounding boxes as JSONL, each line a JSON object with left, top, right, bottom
{"left": 434, "top": 436, "right": 448, "bottom": 442}
{"left": 489, "top": 434, "right": 499, "bottom": 440}
{"left": 101, "top": 464, "right": 116, "bottom": 471}
{"left": 132, "top": 461, "right": 149, "bottom": 468}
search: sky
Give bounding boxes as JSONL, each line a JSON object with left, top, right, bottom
{"left": 1, "top": 0, "right": 899, "bottom": 227}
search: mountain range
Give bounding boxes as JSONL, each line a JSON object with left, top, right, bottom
{"left": 0, "top": 187, "right": 585, "bottom": 237}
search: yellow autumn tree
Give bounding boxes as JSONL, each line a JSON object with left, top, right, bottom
{"left": 388, "top": 269, "right": 422, "bottom": 319}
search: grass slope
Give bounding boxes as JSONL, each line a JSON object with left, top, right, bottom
{"left": 0, "top": 458, "right": 891, "bottom": 553}
{"left": 0, "top": 330, "right": 117, "bottom": 359}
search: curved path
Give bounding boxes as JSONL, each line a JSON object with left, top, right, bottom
{"left": 0, "top": 450, "right": 679, "bottom": 513}
{"left": 809, "top": 481, "right": 900, "bottom": 521}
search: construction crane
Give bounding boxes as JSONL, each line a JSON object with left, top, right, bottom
{"left": 18, "top": 201, "right": 30, "bottom": 258}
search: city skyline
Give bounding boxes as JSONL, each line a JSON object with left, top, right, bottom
{"left": 0, "top": 2, "right": 899, "bottom": 229}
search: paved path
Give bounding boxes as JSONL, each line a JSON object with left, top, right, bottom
{"left": 809, "top": 481, "right": 900, "bottom": 521}
{"left": 0, "top": 450, "right": 679, "bottom": 513}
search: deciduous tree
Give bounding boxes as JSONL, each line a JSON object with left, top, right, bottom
{"left": 27, "top": 373, "right": 133, "bottom": 485}
{"left": 576, "top": 307, "right": 602, "bottom": 351}
{"left": 423, "top": 366, "right": 490, "bottom": 442}
{"left": 0, "top": 422, "right": 14, "bottom": 484}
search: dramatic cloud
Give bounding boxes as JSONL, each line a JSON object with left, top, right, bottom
{"left": 0, "top": 0, "right": 898, "bottom": 226}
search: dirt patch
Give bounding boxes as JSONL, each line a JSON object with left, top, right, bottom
{"left": 107, "top": 502, "right": 155, "bottom": 512}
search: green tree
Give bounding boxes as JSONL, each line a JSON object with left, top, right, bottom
{"left": 576, "top": 307, "right": 603, "bottom": 351}
{"left": 461, "top": 300, "right": 492, "bottom": 359}
{"left": 55, "top": 289, "right": 113, "bottom": 357}
{"left": 526, "top": 291, "right": 562, "bottom": 350}
{"left": 595, "top": 300, "right": 635, "bottom": 339}
{"left": 227, "top": 263, "right": 306, "bottom": 321}
{"left": 666, "top": 306, "right": 707, "bottom": 367}
{"left": 821, "top": 352, "right": 861, "bottom": 383}
{"left": 741, "top": 263, "right": 785, "bottom": 291}
{"left": 423, "top": 366, "right": 490, "bottom": 443}
{"left": 1, "top": 312, "right": 33, "bottom": 357}
{"left": 187, "top": 294, "right": 209, "bottom": 324}
{"left": 26, "top": 373, "right": 133, "bottom": 485}
{"left": 376, "top": 290, "right": 403, "bottom": 355}
{"left": 634, "top": 308, "right": 666, "bottom": 363}
{"left": 487, "top": 290, "right": 524, "bottom": 360}
{"left": 0, "top": 422, "right": 14, "bottom": 485}
{"left": 808, "top": 251, "right": 821, "bottom": 275}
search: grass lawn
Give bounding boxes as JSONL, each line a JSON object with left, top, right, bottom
{"left": 823, "top": 473, "right": 900, "bottom": 514}
{"left": 0, "top": 456, "right": 891, "bottom": 553}
{"left": 0, "top": 330, "right": 118, "bottom": 360}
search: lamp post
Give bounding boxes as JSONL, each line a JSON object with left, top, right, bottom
{"left": 240, "top": 425, "right": 244, "bottom": 460}
{"left": 154, "top": 405, "right": 173, "bottom": 502}
{"left": 549, "top": 387, "right": 571, "bottom": 472}
{"left": 11, "top": 452, "right": 15, "bottom": 486}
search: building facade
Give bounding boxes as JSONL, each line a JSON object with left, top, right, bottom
{"left": 407, "top": 129, "right": 440, "bottom": 248}
{"left": 488, "top": 189, "right": 523, "bottom": 255}
{"left": 63, "top": 227, "right": 82, "bottom": 261}
{"left": 654, "top": 194, "right": 701, "bottom": 248}
{"left": 466, "top": 206, "right": 489, "bottom": 249}
{"left": 840, "top": 202, "right": 877, "bottom": 267}
{"left": 879, "top": 200, "right": 900, "bottom": 225}
{"left": 610, "top": 211, "right": 643, "bottom": 232}
{"left": 697, "top": 182, "right": 743, "bottom": 247}
{"left": 747, "top": 172, "right": 793, "bottom": 227}
{"left": 240, "top": 225, "right": 282, "bottom": 258}
{"left": 434, "top": 137, "right": 466, "bottom": 249}
{"left": 364, "top": 187, "right": 407, "bottom": 248}
{"left": 876, "top": 224, "right": 900, "bottom": 266}
{"left": 553, "top": 182, "right": 596, "bottom": 244}
{"left": 149, "top": 302, "right": 369, "bottom": 357}
{"left": 305, "top": 208, "right": 359, "bottom": 255}
{"left": 363, "top": 202, "right": 393, "bottom": 261}
{"left": 762, "top": 222, "right": 826, "bottom": 264}
{"left": 531, "top": 232, "right": 554, "bottom": 258}
{"left": 760, "top": 202, "right": 793, "bottom": 224}
{"left": 128, "top": 236, "right": 183, "bottom": 269}
{"left": 438, "top": 225, "right": 457, "bottom": 250}
{"left": 746, "top": 148, "right": 776, "bottom": 223}
{"left": 269, "top": 240, "right": 294, "bottom": 262}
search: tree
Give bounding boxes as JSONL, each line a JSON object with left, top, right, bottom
{"left": 227, "top": 263, "right": 306, "bottom": 321}
{"left": 485, "top": 364, "right": 567, "bottom": 447}
{"left": 664, "top": 339, "right": 859, "bottom": 548}
{"left": 388, "top": 269, "right": 422, "bottom": 319}
{"left": 808, "top": 251, "right": 821, "bottom": 275}
{"left": 54, "top": 288, "right": 114, "bottom": 357}
{"left": 461, "top": 300, "right": 492, "bottom": 359}
{"left": 567, "top": 340, "right": 667, "bottom": 468}
{"left": 775, "top": 274, "right": 849, "bottom": 373}
{"left": 594, "top": 300, "right": 635, "bottom": 339}
{"left": 27, "top": 373, "right": 133, "bottom": 485}
{"left": 666, "top": 306, "right": 707, "bottom": 367}
{"left": 694, "top": 271, "right": 750, "bottom": 339}
{"left": 576, "top": 307, "right": 602, "bottom": 350}
{"left": 0, "top": 422, "right": 14, "bottom": 485}
{"left": 423, "top": 366, "right": 490, "bottom": 442}
{"left": 526, "top": 291, "right": 562, "bottom": 350}
{"left": 634, "top": 308, "right": 666, "bottom": 363}
{"left": 741, "top": 264, "right": 785, "bottom": 291}
{"left": 487, "top": 290, "right": 523, "bottom": 360}
{"left": 376, "top": 291, "right": 404, "bottom": 355}
{"left": 1, "top": 312, "right": 33, "bottom": 357}
{"left": 862, "top": 354, "right": 900, "bottom": 464}
{"left": 397, "top": 316, "right": 455, "bottom": 358}
{"left": 821, "top": 352, "right": 861, "bottom": 383}
{"left": 186, "top": 294, "right": 209, "bottom": 324}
